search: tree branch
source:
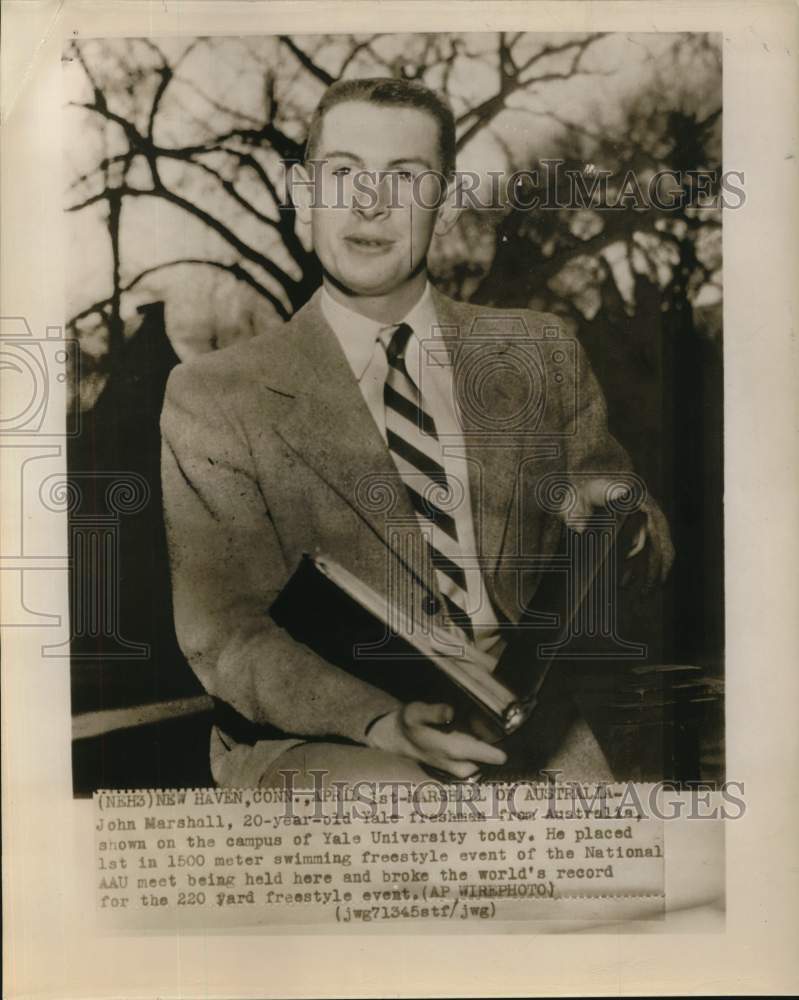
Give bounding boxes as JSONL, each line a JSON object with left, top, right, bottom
{"left": 176, "top": 77, "right": 265, "bottom": 127}
{"left": 66, "top": 188, "right": 120, "bottom": 212}
{"left": 137, "top": 185, "right": 301, "bottom": 299}
{"left": 338, "top": 35, "right": 380, "bottom": 76}
{"left": 278, "top": 36, "right": 334, "bottom": 85}
{"left": 67, "top": 152, "right": 131, "bottom": 193}
{"left": 215, "top": 148, "right": 312, "bottom": 270}
{"left": 189, "top": 156, "right": 281, "bottom": 229}
{"left": 148, "top": 64, "right": 174, "bottom": 141}
{"left": 68, "top": 257, "right": 291, "bottom": 328}
{"left": 68, "top": 178, "right": 300, "bottom": 301}
{"left": 455, "top": 34, "right": 605, "bottom": 151}
{"left": 162, "top": 122, "right": 304, "bottom": 162}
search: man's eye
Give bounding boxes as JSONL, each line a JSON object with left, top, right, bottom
{"left": 331, "top": 166, "right": 352, "bottom": 177}
{"left": 394, "top": 170, "right": 414, "bottom": 181}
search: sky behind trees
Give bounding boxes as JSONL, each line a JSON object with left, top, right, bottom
{"left": 63, "top": 31, "right": 721, "bottom": 366}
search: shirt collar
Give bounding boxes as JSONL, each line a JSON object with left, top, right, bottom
{"left": 320, "top": 282, "right": 438, "bottom": 381}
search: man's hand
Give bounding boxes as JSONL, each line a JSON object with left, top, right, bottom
{"left": 563, "top": 476, "right": 675, "bottom": 591}
{"left": 366, "top": 702, "right": 507, "bottom": 780}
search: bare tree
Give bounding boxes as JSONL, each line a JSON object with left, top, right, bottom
{"left": 64, "top": 32, "right": 613, "bottom": 360}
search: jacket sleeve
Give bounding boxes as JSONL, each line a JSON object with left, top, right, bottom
{"left": 160, "top": 361, "right": 401, "bottom": 742}
{"left": 552, "top": 315, "right": 633, "bottom": 478}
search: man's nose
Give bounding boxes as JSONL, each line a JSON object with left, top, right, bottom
{"left": 353, "top": 172, "right": 393, "bottom": 220}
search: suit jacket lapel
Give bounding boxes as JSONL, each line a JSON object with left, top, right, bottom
{"left": 431, "top": 291, "right": 522, "bottom": 600}
{"left": 274, "top": 288, "right": 525, "bottom": 619}
{"left": 273, "top": 292, "right": 424, "bottom": 571}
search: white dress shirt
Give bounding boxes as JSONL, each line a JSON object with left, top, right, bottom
{"left": 320, "top": 283, "right": 502, "bottom": 656}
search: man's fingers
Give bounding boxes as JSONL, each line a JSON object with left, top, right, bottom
{"left": 565, "top": 495, "right": 593, "bottom": 533}
{"left": 620, "top": 503, "right": 675, "bottom": 592}
{"left": 415, "top": 727, "right": 507, "bottom": 766}
{"left": 397, "top": 703, "right": 506, "bottom": 777}
{"left": 582, "top": 476, "right": 615, "bottom": 507}
{"left": 625, "top": 522, "right": 647, "bottom": 559}
{"left": 403, "top": 702, "right": 453, "bottom": 728}
{"left": 655, "top": 511, "right": 676, "bottom": 582}
{"left": 428, "top": 758, "right": 482, "bottom": 780}
{"left": 646, "top": 506, "right": 675, "bottom": 585}
{"left": 446, "top": 731, "right": 507, "bottom": 765}
{"left": 559, "top": 477, "right": 635, "bottom": 533}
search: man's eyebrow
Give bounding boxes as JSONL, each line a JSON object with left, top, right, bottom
{"left": 317, "top": 152, "right": 436, "bottom": 170}
{"left": 319, "top": 150, "right": 365, "bottom": 164}
{"left": 386, "top": 156, "right": 436, "bottom": 170}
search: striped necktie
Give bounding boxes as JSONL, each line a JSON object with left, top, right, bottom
{"left": 381, "top": 322, "right": 476, "bottom": 644}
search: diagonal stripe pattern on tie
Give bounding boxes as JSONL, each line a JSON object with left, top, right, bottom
{"left": 382, "top": 322, "right": 476, "bottom": 642}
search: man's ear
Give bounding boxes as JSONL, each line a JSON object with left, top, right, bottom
{"left": 290, "top": 163, "right": 314, "bottom": 227}
{"left": 434, "top": 175, "right": 463, "bottom": 237}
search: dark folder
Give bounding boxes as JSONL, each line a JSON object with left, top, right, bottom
{"left": 269, "top": 551, "right": 531, "bottom": 740}
{"left": 214, "top": 511, "right": 720, "bottom": 780}
{"left": 268, "top": 510, "right": 646, "bottom": 747}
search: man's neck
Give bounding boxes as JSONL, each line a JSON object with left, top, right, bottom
{"left": 321, "top": 271, "right": 429, "bottom": 324}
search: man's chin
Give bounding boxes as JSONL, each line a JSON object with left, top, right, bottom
{"left": 324, "top": 270, "right": 409, "bottom": 300}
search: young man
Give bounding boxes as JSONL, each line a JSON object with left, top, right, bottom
{"left": 161, "top": 78, "right": 673, "bottom": 787}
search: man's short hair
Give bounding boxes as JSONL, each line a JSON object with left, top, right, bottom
{"left": 304, "top": 77, "right": 456, "bottom": 177}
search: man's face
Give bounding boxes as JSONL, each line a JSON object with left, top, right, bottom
{"left": 300, "top": 100, "right": 451, "bottom": 298}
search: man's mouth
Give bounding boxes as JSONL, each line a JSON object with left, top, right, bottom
{"left": 344, "top": 235, "right": 396, "bottom": 252}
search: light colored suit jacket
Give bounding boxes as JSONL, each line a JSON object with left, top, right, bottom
{"left": 160, "top": 287, "right": 630, "bottom": 766}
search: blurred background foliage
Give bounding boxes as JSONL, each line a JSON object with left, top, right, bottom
{"left": 64, "top": 32, "right": 721, "bottom": 388}
{"left": 63, "top": 33, "right": 724, "bottom": 791}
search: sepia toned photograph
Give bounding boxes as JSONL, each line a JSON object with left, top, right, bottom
{"left": 63, "top": 30, "right": 725, "bottom": 796}
{"left": 3, "top": 0, "right": 799, "bottom": 993}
